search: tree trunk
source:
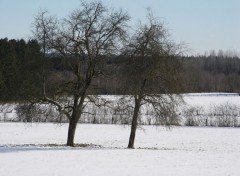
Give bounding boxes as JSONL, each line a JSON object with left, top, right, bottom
{"left": 93, "top": 115, "right": 96, "bottom": 124}
{"left": 67, "top": 117, "right": 78, "bottom": 147}
{"left": 67, "top": 95, "right": 85, "bottom": 147}
{"left": 128, "top": 99, "right": 141, "bottom": 149}
{"left": 128, "top": 79, "right": 146, "bottom": 149}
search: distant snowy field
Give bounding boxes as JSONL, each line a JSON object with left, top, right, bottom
{"left": 183, "top": 93, "right": 240, "bottom": 109}
{"left": 1, "top": 123, "right": 240, "bottom": 176}
{"left": 2, "top": 93, "right": 240, "bottom": 126}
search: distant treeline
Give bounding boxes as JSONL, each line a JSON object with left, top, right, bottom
{"left": 1, "top": 38, "right": 240, "bottom": 101}
{"left": 182, "top": 53, "right": 240, "bottom": 93}
{"left": 0, "top": 38, "right": 42, "bottom": 101}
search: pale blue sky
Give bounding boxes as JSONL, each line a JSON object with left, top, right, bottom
{"left": 0, "top": 0, "right": 240, "bottom": 54}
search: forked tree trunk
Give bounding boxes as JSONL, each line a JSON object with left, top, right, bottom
{"left": 128, "top": 99, "right": 141, "bottom": 149}
{"left": 66, "top": 94, "right": 86, "bottom": 147}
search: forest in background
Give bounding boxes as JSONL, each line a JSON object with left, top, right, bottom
{"left": 1, "top": 38, "right": 240, "bottom": 102}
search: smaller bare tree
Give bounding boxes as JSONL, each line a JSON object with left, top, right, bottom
{"left": 32, "top": 10, "right": 58, "bottom": 96}
{"left": 120, "top": 10, "right": 184, "bottom": 148}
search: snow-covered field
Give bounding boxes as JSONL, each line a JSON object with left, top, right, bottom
{"left": 1, "top": 123, "right": 240, "bottom": 176}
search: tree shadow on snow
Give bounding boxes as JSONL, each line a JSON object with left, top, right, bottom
{"left": 0, "top": 143, "right": 102, "bottom": 153}
{"left": 0, "top": 144, "right": 180, "bottom": 153}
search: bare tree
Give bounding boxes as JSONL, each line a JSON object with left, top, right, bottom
{"left": 32, "top": 1, "right": 129, "bottom": 146}
{"left": 121, "top": 10, "right": 183, "bottom": 148}
{"left": 32, "top": 10, "right": 58, "bottom": 96}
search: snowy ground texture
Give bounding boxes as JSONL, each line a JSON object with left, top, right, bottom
{"left": 1, "top": 123, "right": 240, "bottom": 176}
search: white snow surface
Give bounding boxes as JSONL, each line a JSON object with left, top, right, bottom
{"left": 0, "top": 123, "right": 240, "bottom": 176}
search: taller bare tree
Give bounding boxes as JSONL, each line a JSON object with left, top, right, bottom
{"left": 121, "top": 10, "right": 183, "bottom": 148}
{"left": 32, "top": 1, "right": 129, "bottom": 146}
